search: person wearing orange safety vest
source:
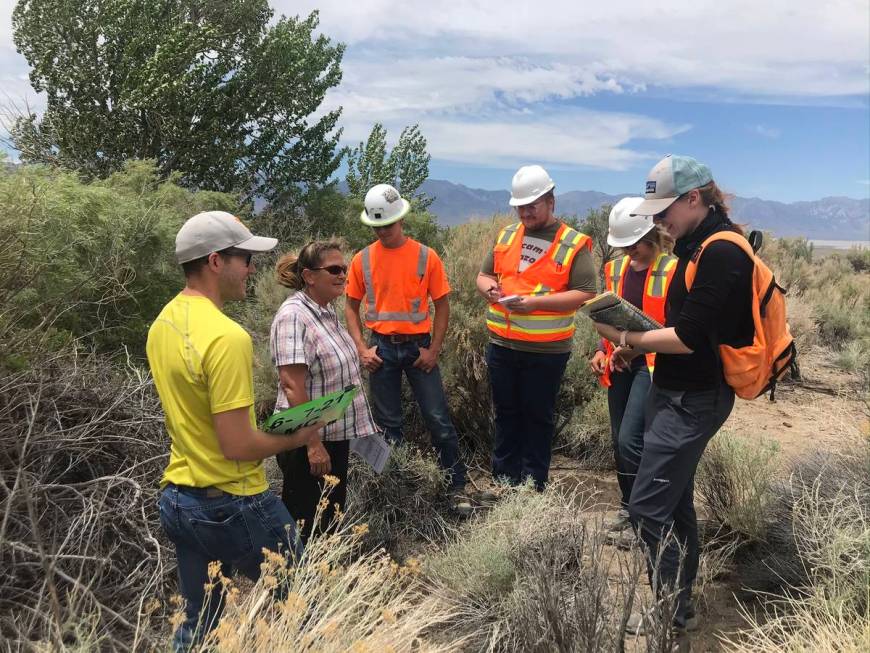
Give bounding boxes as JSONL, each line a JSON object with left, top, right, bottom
{"left": 477, "top": 165, "right": 597, "bottom": 490}
{"left": 589, "top": 197, "right": 676, "bottom": 542}
{"left": 345, "top": 184, "right": 471, "bottom": 516}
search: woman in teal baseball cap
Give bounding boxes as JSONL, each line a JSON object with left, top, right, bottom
{"left": 595, "top": 155, "right": 755, "bottom": 644}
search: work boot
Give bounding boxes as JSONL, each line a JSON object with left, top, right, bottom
{"left": 604, "top": 508, "right": 632, "bottom": 532}
{"left": 471, "top": 487, "right": 500, "bottom": 506}
{"left": 625, "top": 605, "right": 700, "bottom": 636}
{"left": 448, "top": 490, "right": 473, "bottom": 517}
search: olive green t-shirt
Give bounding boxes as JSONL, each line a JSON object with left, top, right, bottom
{"left": 481, "top": 221, "right": 598, "bottom": 354}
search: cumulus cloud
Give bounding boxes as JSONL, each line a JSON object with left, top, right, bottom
{"left": 281, "top": 0, "right": 870, "bottom": 99}
{"left": 1, "top": 0, "right": 867, "bottom": 173}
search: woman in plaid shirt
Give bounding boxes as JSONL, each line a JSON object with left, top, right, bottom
{"left": 270, "top": 239, "right": 380, "bottom": 543}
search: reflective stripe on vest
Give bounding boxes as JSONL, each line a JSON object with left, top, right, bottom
{"left": 604, "top": 256, "right": 629, "bottom": 295}
{"left": 486, "top": 308, "right": 575, "bottom": 335}
{"left": 361, "top": 243, "right": 430, "bottom": 323}
{"left": 647, "top": 253, "right": 677, "bottom": 297}
{"left": 551, "top": 226, "right": 584, "bottom": 267}
{"left": 496, "top": 223, "right": 520, "bottom": 247}
{"left": 531, "top": 282, "right": 554, "bottom": 296}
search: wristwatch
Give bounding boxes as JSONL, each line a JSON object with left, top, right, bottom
{"left": 619, "top": 330, "right": 633, "bottom": 349}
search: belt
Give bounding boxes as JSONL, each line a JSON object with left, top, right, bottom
{"left": 375, "top": 332, "right": 428, "bottom": 344}
{"left": 172, "top": 484, "right": 231, "bottom": 498}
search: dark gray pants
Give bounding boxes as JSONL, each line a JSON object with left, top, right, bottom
{"left": 628, "top": 382, "right": 734, "bottom": 627}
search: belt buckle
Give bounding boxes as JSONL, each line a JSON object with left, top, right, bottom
{"left": 388, "top": 334, "right": 405, "bottom": 344}
{"left": 204, "top": 487, "right": 223, "bottom": 498}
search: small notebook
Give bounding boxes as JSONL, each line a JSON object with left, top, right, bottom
{"left": 579, "top": 292, "right": 663, "bottom": 332}
{"left": 263, "top": 385, "right": 359, "bottom": 435}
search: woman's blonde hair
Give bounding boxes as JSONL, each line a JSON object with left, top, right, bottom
{"left": 275, "top": 238, "right": 345, "bottom": 290}
{"left": 636, "top": 225, "right": 674, "bottom": 254}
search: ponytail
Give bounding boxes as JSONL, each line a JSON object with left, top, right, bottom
{"left": 698, "top": 181, "right": 745, "bottom": 236}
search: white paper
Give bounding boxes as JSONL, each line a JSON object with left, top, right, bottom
{"left": 350, "top": 433, "right": 391, "bottom": 474}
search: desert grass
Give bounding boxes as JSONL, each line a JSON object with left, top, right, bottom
{"left": 188, "top": 478, "right": 466, "bottom": 652}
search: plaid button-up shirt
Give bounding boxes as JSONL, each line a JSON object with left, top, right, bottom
{"left": 270, "top": 291, "right": 379, "bottom": 442}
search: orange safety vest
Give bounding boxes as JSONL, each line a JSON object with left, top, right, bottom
{"left": 359, "top": 240, "right": 432, "bottom": 334}
{"left": 487, "top": 222, "right": 592, "bottom": 342}
{"left": 599, "top": 252, "right": 677, "bottom": 387}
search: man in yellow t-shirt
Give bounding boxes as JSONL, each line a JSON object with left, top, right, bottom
{"left": 147, "top": 211, "right": 323, "bottom": 651}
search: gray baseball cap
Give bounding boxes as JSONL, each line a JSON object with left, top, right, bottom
{"left": 175, "top": 211, "right": 277, "bottom": 264}
{"left": 631, "top": 155, "right": 714, "bottom": 216}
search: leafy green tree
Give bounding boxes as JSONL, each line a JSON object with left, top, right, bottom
{"left": 345, "top": 123, "right": 433, "bottom": 209}
{"left": 0, "top": 160, "right": 238, "bottom": 363}
{"left": 11, "top": 1, "right": 344, "bottom": 209}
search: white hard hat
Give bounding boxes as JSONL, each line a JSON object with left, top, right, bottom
{"left": 360, "top": 184, "right": 411, "bottom": 227}
{"left": 607, "top": 197, "right": 655, "bottom": 247}
{"left": 509, "top": 165, "right": 555, "bottom": 206}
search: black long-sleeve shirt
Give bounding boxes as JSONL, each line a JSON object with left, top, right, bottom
{"left": 654, "top": 211, "right": 754, "bottom": 391}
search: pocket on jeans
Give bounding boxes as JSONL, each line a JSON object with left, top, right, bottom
{"left": 189, "top": 509, "right": 255, "bottom": 563}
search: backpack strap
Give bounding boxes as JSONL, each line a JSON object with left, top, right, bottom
{"left": 684, "top": 230, "right": 754, "bottom": 291}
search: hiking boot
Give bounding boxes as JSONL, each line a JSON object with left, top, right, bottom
{"left": 471, "top": 488, "right": 500, "bottom": 506}
{"left": 448, "top": 490, "right": 473, "bottom": 517}
{"left": 683, "top": 604, "right": 700, "bottom": 632}
{"left": 625, "top": 606, "right": 700, "bottom": 636}
{"left": 604, "top": 508, "right": 632, "bottom": 532}
{"left": 606, "top": 527, "right": 638, "bottom": 550}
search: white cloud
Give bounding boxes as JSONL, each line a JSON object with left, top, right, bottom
{"left": 751, "top": 124, "right": 782, "bottom": 139}
{"left": 339, "top": 107, "right": 689, "bottom": 169}
{"left": 1, "top": 0, "right": 867, "bottom": 173}
{"left": 325, "top": 56, "right": 681, "bottom": 169}
{"left": 279, "top": 0, "right": 870, "bottom": 99}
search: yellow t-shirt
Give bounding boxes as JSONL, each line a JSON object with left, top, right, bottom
{"left": 146, "top": 293, "right": 267, "bottom": 495}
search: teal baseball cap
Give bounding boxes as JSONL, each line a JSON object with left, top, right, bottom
{"left": 631, "top": 155, "right": 714, "bottom": 216}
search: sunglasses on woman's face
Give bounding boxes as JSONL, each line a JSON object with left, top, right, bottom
{"left": 310, "top": 264, "right": 348, "bottom": 276}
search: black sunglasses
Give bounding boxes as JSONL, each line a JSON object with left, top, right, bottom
{"left": 217, "top": 248, "right": 253, "bottom": 267}
{"left": 310, "top": 264, "right": 348, "bottom": 276}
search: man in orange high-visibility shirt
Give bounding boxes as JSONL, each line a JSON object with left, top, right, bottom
{"left": 476, "top": 165, "right": 598, "bottom": 490}
{"left": 345, "top": 184, "right": 471, "bottom": 516}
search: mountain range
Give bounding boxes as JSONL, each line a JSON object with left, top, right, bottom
{"left": 419, "top": 179, "right": 870, "bottom": 241}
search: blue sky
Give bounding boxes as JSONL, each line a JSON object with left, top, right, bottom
{"left": 2, "top": 0, "right": 868, "bottom": 202}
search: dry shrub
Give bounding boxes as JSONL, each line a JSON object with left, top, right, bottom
{"left": 427, "top": 485, "right": 679, "bottom": 652}
{"left": 722, "top": 458, "right": 870, "bottom": 652}
{"left": 346, "top": 443, "right": 456, "bottom": 556}
{"left": 735, "top": 444, "right": 870, "bottom": 595}
{"left": 438, "top": 217, "right": 509, "bottom": 459}
{"left": 193, "top": 493, "right": 465, "bottom": 652}
{"left": 554, "top": 388, "right": 613, "bottom": 470}
{"left": 0, "top": 349, "right": 171, "bottom": 650}
{"left": 785, "top": 295, "right": 818, "bottom": 353}
{"left": 696, "top": 432, "right": 780, "bottom": 542}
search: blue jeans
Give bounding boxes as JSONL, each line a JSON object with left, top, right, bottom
{"left": 607, "top": 366, "right": 651, "bottom": 509}
{"left": 368, "top": 332, "right": 466, "bottom": 489}
{"left": 487, "top": 343, "right": 570, "bottom": 490}
{"left": 158, "top": 484, "right": 302, "bottom": 651}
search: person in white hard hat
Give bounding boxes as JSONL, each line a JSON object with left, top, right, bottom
{"left": 589, "top": 198, "right": 676, "bottom": 546}
{"left": 476, "top": 165, "right": 598, "bottom": 490}
{"left": 345, "top": 184, "right": 471, "bottom": 515}
{"left": 147, "top": 211, "right": 324, "bottom": 650}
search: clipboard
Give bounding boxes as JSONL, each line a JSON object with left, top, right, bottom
{"left": 263, "top": 385, "right": 359, "bottom": 435}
